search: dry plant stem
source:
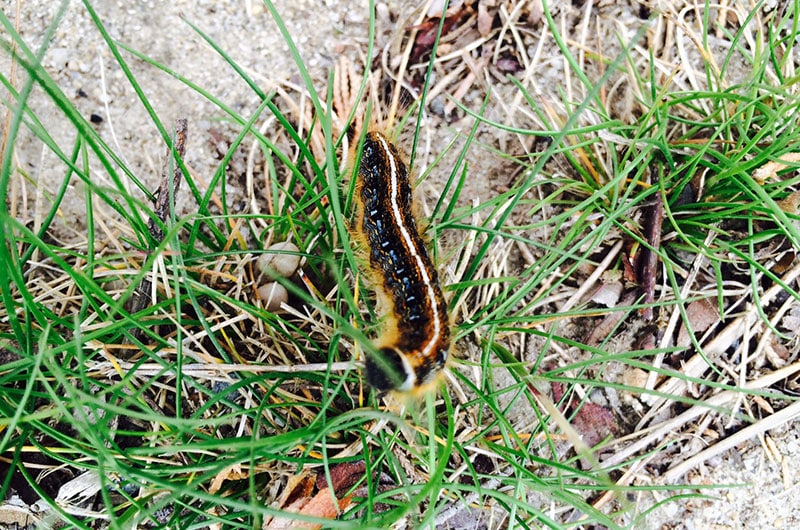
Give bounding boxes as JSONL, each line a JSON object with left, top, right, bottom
{"left": 636, "top": 171, "right": 663, "bottom": 321}
{"left": 129, "top": 118, "right": 188, "bottom": 321}
{"left": 756, "top": 277, "right": 800, "bottom": 368}
{"left": 89, "top": 360, "right": 354, "bottom": 380}
{"left": 385, "top": 1, "right": 431, "bottom": 129}
{"left": 442, "top": 57, "right": 481, "bottom": 116}
{"left": 663, "top": 398, "right": 800, "bottom": 483}
{"left": 640, "top": 259, "right": 800, "bottom": 423}
{"left": 643, "top": 232, "right": 714, "bottom": 401}
{"left": 494, "top": 0, "right": 531, "bottom": 68}
{"left": 602, "top": 360, "right": 800, "bottom": 469}
{"left": 149, "top": 118, "right": 188, "bottom": 242}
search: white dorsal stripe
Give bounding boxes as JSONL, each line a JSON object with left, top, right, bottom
{"left": 376, "top": 135, "right": 442, "bottom": 360}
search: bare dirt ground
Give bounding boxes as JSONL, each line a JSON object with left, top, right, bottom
{"left": 2, "top": 0, "right": 800, "bottom": 528}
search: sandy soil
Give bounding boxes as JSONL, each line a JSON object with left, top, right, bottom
{"left": 2, "top": 0, "right": 800, "bottom": 528}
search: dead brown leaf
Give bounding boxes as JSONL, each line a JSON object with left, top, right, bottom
{"left": 410, "top": 2, "right": 472, "bottom": 64}
{"left": 676, "top": 298, "right": 720, "bottom": 347}
{"left": 552, "top": 382, "right": 619, "bottom": 447}
{"left": 570, "top": 401, "right": 618, "bottom": 447}
{"left": 477, "top": 1, "right": 494, "bottom": 37}
{"left": 263, "top": 462, "right": 370, "bottom": 530}
{"left": 209, "top": 464, "right": 249, "bottom": 495}
{"left": 752, "top": 152, "right": 800, "bottom": 184}
{"left": 777, "top": 190, "right": 800, "bottom": 214}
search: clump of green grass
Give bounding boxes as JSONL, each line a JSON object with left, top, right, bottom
{"left": 2, "top": 1, "right": 800, "bottom": 529}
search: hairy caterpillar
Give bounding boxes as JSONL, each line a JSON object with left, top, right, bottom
{"left": 354, "top": 132, "right": 450, "bottom": 393}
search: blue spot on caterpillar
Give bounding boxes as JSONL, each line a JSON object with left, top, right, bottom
{"left": 354, "top": 132, "right": 450, "bottom": 393}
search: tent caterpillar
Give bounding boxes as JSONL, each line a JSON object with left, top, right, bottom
{"left": 354, "top": 131, "right": 450, "bottom": 393}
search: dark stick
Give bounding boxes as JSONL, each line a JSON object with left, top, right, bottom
{"left": 149, "top": 118, "right": 188, "bottom": 242}
{"left": 637, "top": 165, "right": 663, "bottom": 321}
{"left": 129, "top": 119, "right": 189, "bottom": 340}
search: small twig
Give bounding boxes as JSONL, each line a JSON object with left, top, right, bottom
{"left": 642, "top": 233, "right": 714, "bottom": 402}
{"left": 603, "top": 359, "right": 800, "bottom": 470}
{"left": 636, "top": 165, "right": 663, "bottom": 320}
{"left": 148, "top": 118, "right": 188, "bottom": 242}
{"left": 90, "top": 361, "right": 355, "bottom": 380}
{"left": 642, "top": 259, "right": 800, "bottom": 416}
{"left": 663, "top": 399, "right": 800, "bottom": 482}
{"left": 129, "top": 119, "right": 188, "bottom": 337}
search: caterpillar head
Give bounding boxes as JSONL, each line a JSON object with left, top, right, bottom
{"left": 364, "top": 347, "right": 415, "bottom": 393}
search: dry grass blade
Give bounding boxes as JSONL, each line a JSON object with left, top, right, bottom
{"left": 663, "top": 399, "right": 800, "bottom": 482}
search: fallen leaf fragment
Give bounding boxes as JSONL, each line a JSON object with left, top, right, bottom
{"left": 752, "top": 152, "right": 800, "bottom": 184}
{"left": 777, "top": 190, "right": 800, "bottom": 214}
{"left": 477, "top": 1, "right": 493, "bottom": 36}
{"left": 410, "top": 1, "right": 471, "bottom": 64}
{"left": 622, "top": 367, "right": 649, "bottom": 390}
{"left": 552, "top": 382, "right": 619, "bottom": 447}
{"left": 209, "top": 464, "right": 249, "bottom": 495}
{"left": 570, "top": 401, "right": 618, "bottom": 447}
{"left": 0, "top": 496, "right": 40, "bottom": 527}
{"left": 676, "top": 298, "right": 720, "bottom": 347}
{"left": 263, "top": 462, "right": 370, "bottom": 530}
{"left": 590, "top": 281, "right": 623, "bottom": 308}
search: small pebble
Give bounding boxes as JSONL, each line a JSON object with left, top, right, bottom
{"left": 257, "top": 241, "right": 300, "bottom": 278}
{"left": 257, "top": 282, "right": 288, "bottom": 312}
